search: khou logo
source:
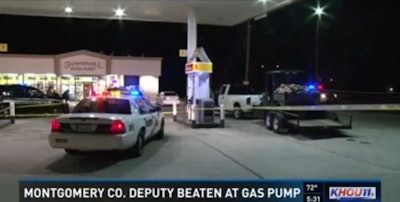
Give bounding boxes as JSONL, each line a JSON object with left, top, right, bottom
{"left": 329, "top": 187, "right": 376, "bottom": 200}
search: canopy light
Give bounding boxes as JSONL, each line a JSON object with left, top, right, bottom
{"left": 114, "top": 8, "right": 126, "bottom": 17}
{"left": 64, "top": 7, "right": 73, "bottom": 13}
{"left": 315, "top": 7, "right": 324, "bottom": 16}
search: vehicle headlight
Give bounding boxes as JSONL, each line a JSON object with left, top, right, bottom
{"left": 320, "top": 93, "right": 327, "bottom": 99}
{"left": 333, "top": 93, "right": 338, "bottom": 98}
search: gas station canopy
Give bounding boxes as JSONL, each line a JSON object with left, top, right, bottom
{"left": 0, "top": 0, "right": 298, "bottom": 26}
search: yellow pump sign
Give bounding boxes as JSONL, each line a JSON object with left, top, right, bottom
{"left": 0, "top": 43, "right": 8, "bottom": 52}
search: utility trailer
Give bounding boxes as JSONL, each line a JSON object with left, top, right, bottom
{"left": 262, "top": 70, "right": 352, "bottom": 134}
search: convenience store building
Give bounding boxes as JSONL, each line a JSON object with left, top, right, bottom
{"left": 0, "top": 50, "right": 162, "bottom": 100}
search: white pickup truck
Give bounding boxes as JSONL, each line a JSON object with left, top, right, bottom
{"left": 217, "top": 84, "right": 264, "bottom": 119}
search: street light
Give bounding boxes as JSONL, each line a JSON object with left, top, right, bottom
{"left": 315, "top": 7, "right": 324, "bottom": 16}
{"left": 313, "top": 4, "right": 325, "bottom": 82}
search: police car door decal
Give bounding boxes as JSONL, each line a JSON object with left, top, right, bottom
{"left": 148, "top": 111, "right": 160, "bottom": 135}
{"left": 145, "top": 117, "right": 153, "bottom": 127}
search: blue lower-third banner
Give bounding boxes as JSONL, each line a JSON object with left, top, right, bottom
{"left": 19, "top": 179, "right": 381, "bottom": 202}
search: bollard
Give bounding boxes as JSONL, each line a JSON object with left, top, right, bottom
{"left": 10, "top": 101, "right": 15, "bottom": 124}
{"left": 172, "top": 101, "right": 177, "bottom": 122}
{"left": 187, "top": 104, "right": 191, "bottom": 121}
{"left": 220, "top": 104, "right": 225, "bottom": 128}
{"left": 191, "top": 104, "right": 196, "bottom": 128}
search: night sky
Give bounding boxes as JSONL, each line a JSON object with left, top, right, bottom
{"left": 1, "top": 0, "right": 399, "bottom": 96}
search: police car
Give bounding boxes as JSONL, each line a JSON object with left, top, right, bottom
{"left": 48, "top": 88, "right": 164, "bottom": 157}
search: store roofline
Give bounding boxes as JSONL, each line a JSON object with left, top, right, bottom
{"left": 0, "top": 50, "right": 163, "bottom": 61}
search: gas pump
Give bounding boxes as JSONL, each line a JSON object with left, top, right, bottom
{"left": 185, "top": 47, "right": 216, "bottom": 127}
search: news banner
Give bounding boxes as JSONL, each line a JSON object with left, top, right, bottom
{"left": 20, "top": 179, "right": 381, "bottom": 202}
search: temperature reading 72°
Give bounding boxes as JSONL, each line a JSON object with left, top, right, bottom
{"left": 306, "top": 184, "right": 319, "bottom": 192}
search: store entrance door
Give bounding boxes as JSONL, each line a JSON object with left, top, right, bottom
{"left": 75, "top": 82, "right": 93, "bottom": 100}
{"left": 82, "top": 83, "right": 93, "bottom": 99}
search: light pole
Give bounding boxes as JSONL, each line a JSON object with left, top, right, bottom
{"left": 244, "top": 21, "right": 251, "bottom": 86}
{"left": 314, "top": 5, "right": 324, "bottom": 82}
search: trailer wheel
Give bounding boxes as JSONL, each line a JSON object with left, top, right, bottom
{"left": 328, "top": 112, "right": 339, "bottom": 121}
{"left": 264, "top": 112, "right": 273, "bottom": 130}
{"left": 272, "top": 114, "right": 288, "bottom": 134}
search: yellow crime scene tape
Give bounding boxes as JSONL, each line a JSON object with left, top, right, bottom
{"left": 1, "top": 103, "right": 400, "bottom": 119}
{"left": 0, "top": 107, "right": 10, "bottom": 114}
{"left": 163, "top": 104, "right": 400, "bottom": 115}
{"left": 14, "top": 103, "right": 65, "bottom": 109}
{"left": 0, "top": 113, "right": 62, "bottom": 118}
{"left": 0, "top": 103, "right": 65, "bottom": 119}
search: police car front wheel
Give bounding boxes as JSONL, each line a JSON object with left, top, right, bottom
{"left": 154, "top": 119, "right": 165, "bottom": 140}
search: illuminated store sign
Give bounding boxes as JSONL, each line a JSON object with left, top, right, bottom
{"left": 59, "top": 55, "right": 106, "bottom": 75}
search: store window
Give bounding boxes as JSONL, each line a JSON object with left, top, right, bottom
{"left": 23, "top": 74, "right": 56, "bottom": 93}
{"left": 0, "top": 74, "right": 19, "bottom": 85}
{"left": 106, "top": 75, "right": 122, "bottom": 88}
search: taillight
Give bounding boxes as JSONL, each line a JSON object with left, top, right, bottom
{"left": 51, "top": 118, "right": 61, "bottom": 132}
{"left": 110, "top": 120, "right": 126, "bottom": 134}
{"left": 246, "top": 97, "right": 251, "bottom": 105}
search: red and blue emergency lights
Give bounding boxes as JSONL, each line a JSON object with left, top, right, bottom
{"left": 308, "top": 84, "right": 316, "bottom": 90}
{"left": 130, "top": 90, "right": 141, "bottom": 96}
{"left": 104, "top": 85, "right": 144, "bottom": 97}
{"left": 308, "top": 84, "right": 324, "bottom": 91}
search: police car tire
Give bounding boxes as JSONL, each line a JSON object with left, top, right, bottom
{"left": 131, "top": 129, "right": 145, "bottom": 157}
{"left": 155, "top": 120, "right": 165, "bottom": 140}
{"left": 64, "top": 149, "right": 81, "bottom": 155}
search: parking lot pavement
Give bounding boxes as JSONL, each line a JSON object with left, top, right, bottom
{"left": 0, "top": 112, "right": 399, "bottom": 201}
{"left": 187, "top": 112, "right": 400, "bottom": 201}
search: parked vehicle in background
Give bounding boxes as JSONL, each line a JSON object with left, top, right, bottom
{"left": 319, "top": 90, "right": 339, "bottom": 104}
{"left": 262, "top": 70, "right": 351, "bottom": 134}
{"left": 217, "top": 84, "right": 263, "bottom": 119}
{"left": 156, "top": 91, "right": 180, "bottom": 105}
{"left": 0, "top": 84, "right": 69, "bottom": 114}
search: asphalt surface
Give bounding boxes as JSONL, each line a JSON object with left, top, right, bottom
{"left": 0, "top": 111, "right": 399, "bottom": 201}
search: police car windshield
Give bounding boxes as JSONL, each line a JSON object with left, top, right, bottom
{"left": 72, "top": 98, "right": 131, "bottom": 114}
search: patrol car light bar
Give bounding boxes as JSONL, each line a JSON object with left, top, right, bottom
{"left": 105, "top": 85, "right": 144, "bottom": 97}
